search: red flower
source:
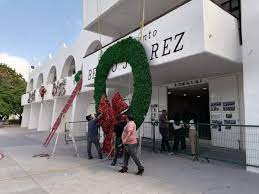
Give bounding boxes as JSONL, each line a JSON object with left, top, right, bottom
{"left": 98, "top": 91, "right": 128, "bottom": 154}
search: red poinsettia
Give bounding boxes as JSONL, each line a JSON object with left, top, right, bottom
{"left": 98, "top": 91, "right": 129, "bottom": 154}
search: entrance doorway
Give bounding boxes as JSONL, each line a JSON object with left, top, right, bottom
{"left": 167, "top": 83, "right": 211, "bottom": 139}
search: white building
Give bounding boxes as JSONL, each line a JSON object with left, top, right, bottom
{"left": 21, "top": 0, "right": 259, "bottom": 173}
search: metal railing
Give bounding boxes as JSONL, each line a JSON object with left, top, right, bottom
{"left": 64, "top": 120, "right": 259, "bottom": 168}
{"left": 65, "top": 121, "right": 88, "bottom": 144}
{"left": 141, "top": 122, "right": 259, "bottom": 168}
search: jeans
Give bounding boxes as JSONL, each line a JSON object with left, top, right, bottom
{"left": 87, "top": 137, "right": 102, "bottom": 158}
{"left": 123, "top": 144, "right": 144, "bottom": 170}
{"left": 112, "top": 137, "right": 123, "bottom": 164}
{"left": 159, "top": 128, "right": 171, "bottom": 151}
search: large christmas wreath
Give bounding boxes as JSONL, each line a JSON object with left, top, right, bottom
{"left": 94, "top": 37, "right": 152, "bottom": 128}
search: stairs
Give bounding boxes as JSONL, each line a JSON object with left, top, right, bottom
{"left": 43, "top": 78, "right": 83, "bottom": 146}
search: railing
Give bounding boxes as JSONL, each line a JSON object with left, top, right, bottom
{"left": 65, "top": 121, "right": 88, "bottom": 144}
{"left": 141, "top": 122, "right": 259, "bottom": 168}
{"left": 64, "top": 120, "right": 259, "bottom": 168}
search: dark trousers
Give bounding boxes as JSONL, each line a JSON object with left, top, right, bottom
{"left": 173, "top": 128, "right": 186, "bottom": 152}
{"left": 159, "top": 128, "right": 171, "bottom": 152}
{"left": 112, "top": 137, "right": 122, "bottom": 164}
{"left": 123, "top": 144, "right": 144, "bottom": 170}
{"left": 87, "top": 137, "right": 102, "bottom": 158}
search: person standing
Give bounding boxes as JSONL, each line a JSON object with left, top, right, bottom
{"left": 111, "top": 115, "right": 127, "bottom": 166}
{"left": 187, "top": 115, "right": 197, "bottom": 156}
{"left": 86, "top": 114, "right": 103, "bottom": 160}
{"left": 172, "top": 117, "right": 186, "bottom": 153}
{"left": 159, "top": 110, "right": 171, "bottom": 152}
{"left": 119, "top": 115, "right": 144, "bottom": 175}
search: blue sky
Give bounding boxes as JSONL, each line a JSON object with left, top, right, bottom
{"left": 0, "top": 0, "right": 82, "bottom": 72}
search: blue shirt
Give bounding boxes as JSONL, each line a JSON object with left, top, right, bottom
{"left": 87, "top": 119, "right": 99, "bottom": 138}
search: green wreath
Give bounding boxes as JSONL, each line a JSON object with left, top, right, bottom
{"left": 94, "top": 37, "right": 152, "bottom": 128}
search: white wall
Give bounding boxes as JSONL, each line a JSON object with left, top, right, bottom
{"left": 28, "top": 103, "right": 41, "bottom": 129}
{"left": 203, "top": 0, "right": 242, "bottom": 63}
{"left": 83, "top": 0, "right": 120, "bottom": 30}
{"left": 242, "top": 0, "right": 259, "bottom": 173}
{"left": 70, "top": 92, "right": 94, "bottom": 137}
{"left": 141, "top": 86, "right": 167, "bottom": 139}
{"left": 83, "top": 0, "right": 241, "bottom": 87}
{"left": 26, "top": 30, "right": 112, "bottom": 93}
{"left": 21, "top": 105, "right": 31, "bottom": 128}
{"left": 52, "top": 98, "right": 73, "bottom": 132}
{"left": 209, "top": 75, "right": 241, "bottom": 149}
{"left": 38, "top": 101, "right": 54, "bottom": 131}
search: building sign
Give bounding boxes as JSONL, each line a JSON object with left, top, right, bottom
{"left": 85, "top": 29, "right": 187, "bottom": 85}
{"left": 83, "top": 1, "right": 203, "bottom": 87}
{"left": 169, "top": 78, "right": 208, "bottom": 89}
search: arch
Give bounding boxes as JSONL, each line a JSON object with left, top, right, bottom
{"left": 85, "top": 40, "right": 102, "bottom": 57}
{"left": 47, "top": 66, "right": 57, "bottom": 84}
{"left": 61, "top": 55, "right": 76, "bottom": 78}
{"left": 36, "top": 73, "right": 44, "bottom": 89}
{"left": 27, "top": 79, "right": 34, "bottom": 92}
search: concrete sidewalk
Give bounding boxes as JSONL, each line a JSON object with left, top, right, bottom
{"left": 0, "top": 127, "right": 259, "bottom": 194}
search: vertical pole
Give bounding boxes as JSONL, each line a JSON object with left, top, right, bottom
{"left": 65, "top": 122, "right": 68, "bottom": 144}
{"left": 195, "top": 122, "right": 200, "bottom": 160}
{"left": 152, "top": 122, "right": 156, "bottom": 152}
{"left": 71, "top": 135, "right": 79, "bottom": 158}
{"left": 138, "top": 125, "right": 142, "bottom": 158}
{"left": 51, "top": 132, "right": 59, "bottom": 159}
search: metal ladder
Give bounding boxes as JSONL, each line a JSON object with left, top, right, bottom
{"left": 43, "top": 78, "right": 83, "bottom": 146}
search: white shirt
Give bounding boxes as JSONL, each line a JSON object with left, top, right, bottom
{"left": 173, "top": 120, "right": 184, "bottom": 130}
{"left": 189, "top": 119, "right": 196, "bottom": 130}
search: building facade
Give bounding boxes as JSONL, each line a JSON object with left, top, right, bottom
{"left": 21, "top": 0, "right": 259, "bottom": 173}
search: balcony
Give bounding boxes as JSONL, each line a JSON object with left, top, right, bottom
{"left": 21, "top": 76, "right": 78, "bottom": 106}
{"left": 84, "top": 0, "right": 189, "bottom": 38}
{"left": 84, "top": 0, "right": 239, "bottom": 39}
{"left": 83, "top": 0, "right": 242, "bottom": 87}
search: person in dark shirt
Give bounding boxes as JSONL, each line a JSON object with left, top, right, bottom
{"left": 159, "top": 110, "right": 171, "bottom": 152}
{"left": 111, "top": 115, "right": 127, "bottom": 166}
{"left": 86, "top": 114, "right": 102, "bottom": 160}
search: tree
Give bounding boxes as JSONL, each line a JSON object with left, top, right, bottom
{"left": 0, "top": 63, "right": 26, "bottom": 119}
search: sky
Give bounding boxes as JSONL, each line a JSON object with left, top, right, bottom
{"left": 0, "top": 0, "right": 82, "bottom": 80}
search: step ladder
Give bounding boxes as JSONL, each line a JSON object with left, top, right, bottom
{"left": 43, "top": 78, "right": 83, "bottom": 146}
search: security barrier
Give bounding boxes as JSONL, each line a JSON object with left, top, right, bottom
{"left": 65, "top": 121, "right": 88, "bottom": 144}
{"left": 64, "top": 120, "right": 259, "bottom": 168}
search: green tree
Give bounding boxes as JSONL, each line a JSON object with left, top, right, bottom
{"left": 0, "top": 63, "right": 26, "bottom": 119}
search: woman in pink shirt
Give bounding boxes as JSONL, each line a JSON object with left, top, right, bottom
{"left": 119, "top": 115, "right": 144, "bottom": 175}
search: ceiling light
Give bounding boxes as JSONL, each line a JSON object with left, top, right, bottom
{"left": 183, "top": 93, "right": 187, "bottom": 97}
{"left": 202, "top": 87, "right": 207, "bottom": 90}
{"left": 168, "top": 91, "right": 172, "bottom": 94}
{"left": 197, "top": 96, "right": 201, "bottom": 98}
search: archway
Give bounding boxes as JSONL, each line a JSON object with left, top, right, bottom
{"left": 47, "top": 66, "right": 57, "bottom": 84}
{"left": 85, "top": 40, "right": 102, "bottom": 57}
{"left": 36, "top": 73, "right": 44, "bottom": 89}
{"left": 27, "top": 79, "right": 34, "bottom": 92}
{"left": 61, "top": 56, "right": 76, "bottom": 78}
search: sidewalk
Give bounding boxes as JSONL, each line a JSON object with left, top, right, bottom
{"left": 0, "top": 127, "right": 259, "bottom": 194}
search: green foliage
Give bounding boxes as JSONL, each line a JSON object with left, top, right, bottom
{"left": 74, "top": 70, "right": 82, "bottom": 83}
{"left": 94, "top": 37, "right": 152, "bottom": 128}
{"left": 0, "top": 63, "right": 26, "bottom": 118}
